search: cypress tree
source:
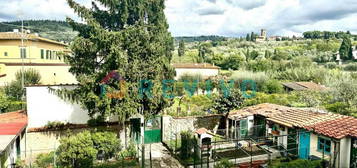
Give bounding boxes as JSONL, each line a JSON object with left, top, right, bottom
{"left": 339, "top": 36, "right": 353, "bottom": 60}
{"left": 178, "top": 40, "right": 185, "bottom": 62}
{"left": 64, "top": 0, "right": 175, "bottom": 122}
{"left": 246, "top": 33, "right": 250, "bottom": 41}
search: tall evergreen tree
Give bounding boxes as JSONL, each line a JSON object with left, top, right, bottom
{"left": 250, "top": 32, "right": 255, "bottom": 42}
{"left": 339, "top": 36, "right": 353, "bottom": 60}
{"left": 246, "top": 33, "right": 250, "bottom": 41}
{"left": 178, "top": 40, "right": 185, "bottom": 62}
{"left": 63, "top": 0, "right": 175, "bottom": 122}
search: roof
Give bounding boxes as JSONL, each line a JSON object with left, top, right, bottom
{"left": 195, "top": 128, "right": 208, "bottom": 135}
{"left": 0, "top": 110, "right": 27, "bottom": 135}
{"left": 0, "top": 135, "right": 16, "bottom": 154}
{"left": 305, "top": 117, "right": 357, "bottom": 139}
{"left": 282, "top": 82, "right": 328, "bottom": 91}
{"left": 172, "top": 63, "right": 220, "bottom": 69}
{"left": 0, "top": 111, "right": 27, "bottom": 154}
{"left": 228, "top": 103, "right": 349, "bottom": 139}
{"left": 0, "top": 32, "right": 67, "bottom": 46}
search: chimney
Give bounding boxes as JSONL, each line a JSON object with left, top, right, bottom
{"left": 26, "top": 30, "right": 31, "bottom": 34}
{"left": 34, "top": 33, "right": 39, "bottom": 37}
{"left": 13, "top": 29, "right": 19, "bottom": 33}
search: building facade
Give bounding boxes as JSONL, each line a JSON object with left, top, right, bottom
{"left": 0, "top": 31, "right": 77, "bottom": 86}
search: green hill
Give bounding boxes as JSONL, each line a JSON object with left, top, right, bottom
{"left": 0, "top": 20, "right": 77, "bottom": 43}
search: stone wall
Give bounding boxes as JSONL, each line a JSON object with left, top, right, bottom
{"left": 162, "top": 114, "right": 223, "bottom": 142}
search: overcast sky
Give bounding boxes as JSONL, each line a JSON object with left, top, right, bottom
{"left": 1, "top": 0, "right": 357, "bottom": 37}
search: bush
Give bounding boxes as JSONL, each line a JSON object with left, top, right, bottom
{"left": 261, "top": 80, "right": 283, "bottom": 94}
{"left": 56, "top": 131, "right": 99, "bottom": 167}
{"left": 34, "top": 152, "right": 55, "bottom": 168}
{"left": 324, "top": 102, "right": 350, "bottom": 115}
{"left": 44, "top": 121, "right": 66, "bottom": 130}
{"left": 92, "top": 132, "right": 121, "bottom": 160}
{"left": 324, "top": 62, "right": 337, "bottom": 69}
{"left": 116, "top": 142, "right": 137, "bottom": 160}
{"left": 230, "top": 70, "right": 269, "bottom": 91}
{"left": 180, "top": 131, "right": 197, "bottom": 160}
{"left": 344, "top": 63, "right": 357, "bottom": 71}
{"left": 214, "top": 158, "right": 234, "bottom": 168}
{"left": 270, "top": 159, "right": 322, "bottom": 168}
{"left": 243, "top": 92, "right": 293, "bottom": 107}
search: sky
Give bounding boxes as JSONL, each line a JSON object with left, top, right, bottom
{"left": 0, "top": 0, "right": 357, "bottom": 37}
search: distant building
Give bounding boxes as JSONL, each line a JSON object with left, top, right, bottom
{"left": 0, "top": 111, "right": 27, "bottom": 168}
{"left": 0, "top": 30, "right": 77, "bottom": 86}
{"left": 256, "top": 29, "right": 267, "bottom": 42}
{"left": 172, "top": 63, "right": 220, "bottom": 80}
{"left": 282, "top": 82, "right": 328, "bottom": 92}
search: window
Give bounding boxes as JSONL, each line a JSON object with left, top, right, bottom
{"left": 46, "top": 50, "right": 50, "bottom": 59}
{"left": 20, "top": 48, "right": 26, "bottom": 58}
{"left": 317, "top": 137, "right": 331, "bottom": 154}
{"left": 4, "top": 52, "right": 8, "bottom": 56}
{"left": 41, "top": 49, "right": 44, "bottom": 59}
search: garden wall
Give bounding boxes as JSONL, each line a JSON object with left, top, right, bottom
{"left": 162, "top": 114, "right": 224, "bottom": 142}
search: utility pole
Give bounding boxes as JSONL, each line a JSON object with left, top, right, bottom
{"left": 21, "top": 19, "right": 25, "bottom": 109}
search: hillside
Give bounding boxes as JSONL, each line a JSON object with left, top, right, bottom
{"left": 0, "top": 20, "right": 77, "bottom": 42}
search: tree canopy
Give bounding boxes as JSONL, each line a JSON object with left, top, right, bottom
{"left": 64, "top": 0, "right": 175, "bottom": 122}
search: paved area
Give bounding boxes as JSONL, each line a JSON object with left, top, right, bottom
{"left": 144, "top": 143, "right": 184, "bottom": 168}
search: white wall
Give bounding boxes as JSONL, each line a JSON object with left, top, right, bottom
{"left": 339, "top": 137, "right": 351, "bottom": 168}
{"left": 175, "top": 68, "right": 219, "bottom": 80}
{"left": 26, "top": 86, "right": 90, "bottom": 128}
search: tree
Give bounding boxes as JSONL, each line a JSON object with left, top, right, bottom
{"left": 250, "top": 32, "right": 256, "bottom": 42}
{"left": 63, "top": 0, "right": 175, "bottom": 122}
{"left": 178, "top": 40, "right": 185, "bottom": 62}
{"left": 339, "top": 36, "right": 353, "bottom": 60}
{"left": 212, "top": 88, "right": 244, "bottom": 114}
{"left": 197, "top": 42, "right": 212, "bottom": 63}
{"left": 221, "top": 54, "right": 244, "bottom": 70}
{"left": 5, "top": 68, "right": 41, "bottom": 100}
{"left": 246, "top": 33, "right": 250, "bottom": 41}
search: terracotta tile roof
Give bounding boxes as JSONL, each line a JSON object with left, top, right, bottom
{"left": 195, "top": 128, "right": 208, "bottom": 135}
{"left": 229, "top": 103, "right": 342, "bottom": 128}
{"left": 0, "top": 110, "right": 27, "bottom": 135}
{"left": 282, "top": 82, "right": 328, "bottom": 91}
{"left": 305, "top": 117, "right": 357, "bottom": 139}
{"left": 0, "top": 32, "right": 67, "bottom": 46}
{"left": 172, "top": 63, "right": 220, "bottom": 69}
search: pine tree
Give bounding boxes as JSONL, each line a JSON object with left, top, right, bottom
{"left": 339, "top": 36, "right": 353, "bottom": 60}
{"left": 63, "top": 0, "right": 175, "bottom": 122}
{"left": 178, "top": 40, "right": 185, "bottom": 62}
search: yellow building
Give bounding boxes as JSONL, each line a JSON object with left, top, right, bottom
{"left": 0, "top": 31, "right": 77, "bottom": 86}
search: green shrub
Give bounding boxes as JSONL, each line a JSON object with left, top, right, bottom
{"left": 180, "top": 131, "right": 197, "bottom": 160}
{"left": 44, "top": 121, "right": 66, "bottom": 130}
{"left": 324, "top": 62, "right": 337, "bottom": 69}
{"left": 270, "top": 159, "right": 322, "bottom": 168}
{"left": 324, "top": 102, "right": 350, "bottom": 115}
{"left": 56, "top": 131, "right": 98, "bottom": 168}
{"left": 261, "top": 80, "right": 283, "bottom": 94}
{"left": 344, "top": 63, "right": 357, "bottom": 71}
{"left": 116, "top": 142, "right": 137, "bottom": 160}
{"left": 214, "top": 158, "right": 234, "bottom": 168}
{"left": 92, "top": 132, "right": 121, "bottom": 160}
{"left": 34, "top": 152, "right": 55, "bottom": 168}
{"left": 243, "top": 92, "right": 293, "bottom": 107}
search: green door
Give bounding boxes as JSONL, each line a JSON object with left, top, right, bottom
{"left": 240, "top": 119, "right": 248, "bottom": 138}
{"left": 144, "top": 117, "right": 162, "bottom": 144}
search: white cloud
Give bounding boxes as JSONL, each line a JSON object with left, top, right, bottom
{"left": 1, "top": 0, "right": 357, "bottom": 36}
